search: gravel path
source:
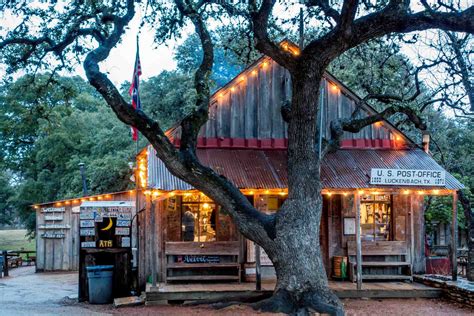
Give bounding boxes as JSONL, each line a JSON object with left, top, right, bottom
{"left": 0, "top": 267, "right": 471, "bottom": 315}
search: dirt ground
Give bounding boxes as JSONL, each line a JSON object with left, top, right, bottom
{"left": 0, "top": 266, "right": 472, "bottom": 315}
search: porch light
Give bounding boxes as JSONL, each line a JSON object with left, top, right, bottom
{"left": 152, "top": 191, "right": 160, "bottom": 197}
{"left": 343, "top": 192, "right": 348, "bottom": 196}
{"left": 73, "top": 200, "right": 79, "bottom": 203}
{"left": 56, "top": 202, "right": 62, "bottom": 206}
{"left": 262, "top": 60, "right": 269, "bottom": 68}
{"left": 358, "top": 190, "right": 364, "bottom": 195}
{"left": 403, "top": 190, "right": 410, "bottom": 195}
{"left": 249, "top": 190, "right": 254, "bottom": 195}
{"left": 65, "top": 201, "right": 71, "bottom": 205}
{"left": 34, "top": 205, "right": 39, "bottom": 209}
{"left": 417, "top": 190, "right": 425, "bottom": 195}
{"left": 433, "top": 190, "right": 440, "bottom": 195}
{"left": 144, "top": 190, "right": 151, "bottom": 195}
{"left": 264, "top": 190, "right": 270, "bottom": 194}
{"left": 279, "top": 191, "right": 287, "bottom": 196}
{"left": 230, "top": 86, "right": 235, "bottom": 92}
{"left": 251, "top": 69, "right": 257, "bottom": 76}
{"left": 184, "top": 192, "right": 192, "bottom": 197}
{"left": 327, "top": 192, "right": 332, "bottom": 197}
{"left": 331, "top": 84, "right": 339, "bottom": 92}
{"left": 170, "top": 192, "right": 176, "bottom": 196}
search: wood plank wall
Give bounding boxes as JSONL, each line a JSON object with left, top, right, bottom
{"left": 195, "top": 59, "right": 394, "bottom": 143}
{"left": 36, "top": 206, "right": 79, "bottom": 271}
{"left": 36, "top": 191, "right": 139, "bottom": 272}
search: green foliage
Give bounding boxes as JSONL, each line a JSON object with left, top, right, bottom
{"left": 0, "top": 74, "right": 141, "bottom": 234}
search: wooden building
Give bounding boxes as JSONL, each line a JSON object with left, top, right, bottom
{"left": 33, "top": 42, "right": 463, "bottom": 294}
{"left": 136, "top": 43, "right": 463, "bottom": 289}
{"left": 34, "top": 190, "right": 141, "bottom": 272}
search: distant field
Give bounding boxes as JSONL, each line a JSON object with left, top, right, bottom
{"left": 0, "top": 229, "right": 35, "bottom": 251}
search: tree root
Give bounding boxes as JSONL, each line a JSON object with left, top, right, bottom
{"left": 250, "top": 289, "right": 344, "bottom": 316}
{"left": 184, "top": 289, "right": 344, "bottom": 316}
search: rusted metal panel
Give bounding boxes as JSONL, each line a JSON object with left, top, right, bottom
{"left": 147, "top": 146, "right": 464, "bottom": 191}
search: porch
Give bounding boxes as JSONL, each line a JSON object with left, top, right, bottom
{"left": 145, "top": 280, "right": 442, "bottom": 304}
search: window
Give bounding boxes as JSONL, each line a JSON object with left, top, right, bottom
{"left": 180, "top": 194, "right": 237, "bottom": 242}
{"left": 360, "top": 194, "right": 392, "bottom": 241}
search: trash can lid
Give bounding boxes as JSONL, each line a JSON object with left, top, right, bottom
{"left": 86, "top": 265, "right": 114, "bottom": 272}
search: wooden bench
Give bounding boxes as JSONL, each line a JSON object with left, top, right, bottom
{"left": 8, "top": 256, "right": 22, "bottom": 268}
{"left": 347, "top": 241, "right": 412, "bottom": 282}
{"left": 165, "top": 241, "right": 241, "bottom": 283}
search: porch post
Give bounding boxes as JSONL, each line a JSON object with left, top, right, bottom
{"left": 255, "top": 244, "right": 261, "bottom": 291}
{"left": 150, "top": 199, "right": 157, "bottom": 288}
{"left": 355, "top": 192, "right": 362, "bottom": 290}
{"left": 410, "top": 195, "right": 414, "bottom": 277}
{"left": 452, "top": 191, "right": 458, "bottom": 281}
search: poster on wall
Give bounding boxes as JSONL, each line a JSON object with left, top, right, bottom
{"left": 343, "top": 217, "right": 356, "bottom": 235}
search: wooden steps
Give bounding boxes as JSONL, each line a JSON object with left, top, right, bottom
{"left": 355, "top": 261, "right": 411, "bottom": 267}
{"left": 145, "top": 281, "right": 442, "bottom": 304}
{"left": 361, "top": 274, "right": 412, "bottom": 280}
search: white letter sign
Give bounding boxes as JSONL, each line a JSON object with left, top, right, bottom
{"left": 370, "top": 169, "right": 445, "bottom": 186}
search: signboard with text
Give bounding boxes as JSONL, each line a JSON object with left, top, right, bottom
{"left": 370, "top": 168, "right": 445, "bottom": 186}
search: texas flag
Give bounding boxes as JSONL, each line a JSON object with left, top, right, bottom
{"left": 129, "top": 43, "right": 142, "bottom": 141}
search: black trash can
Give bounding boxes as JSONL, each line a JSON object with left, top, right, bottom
{"left": 86, "top": 265, "right": 114, "bottom": 304}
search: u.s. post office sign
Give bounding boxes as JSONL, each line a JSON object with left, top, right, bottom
{"left": 370, "top": 169, "right": 445, "bottom": 186}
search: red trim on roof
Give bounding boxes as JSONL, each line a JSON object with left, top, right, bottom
{"left": 170, "top": 137, "right": 408, "bottom": 149}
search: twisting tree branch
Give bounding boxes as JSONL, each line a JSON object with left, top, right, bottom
{"left": 248, "top": 0, "right": 297, "bottom": 71}
{"left": 324, "top": 104, "right": 426, "bottom": 155}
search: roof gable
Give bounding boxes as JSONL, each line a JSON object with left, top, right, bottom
{"left": 167, "top": 41, "right": 416, "bottom": 150}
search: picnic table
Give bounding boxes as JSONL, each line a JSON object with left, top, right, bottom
{"left": 1, "top": 250, "right": 36, "bottom": 277}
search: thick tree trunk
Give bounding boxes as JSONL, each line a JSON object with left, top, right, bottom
{"left": 459, "top": 191, "right": 474, "bottom": 281}
{"left": 253, "top": 67, "right": 343, "bottom": 315}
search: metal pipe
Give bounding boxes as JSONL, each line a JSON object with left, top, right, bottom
{"left": 78, "top": 163, "right": 88, "bottom": 196}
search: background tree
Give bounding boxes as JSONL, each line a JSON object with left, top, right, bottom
{"left": 1, "top": 1, "right": 473, "bottom": 314}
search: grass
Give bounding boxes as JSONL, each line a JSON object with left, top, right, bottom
{"left": 0, "top": 229, "right": 35, "bottom": 252}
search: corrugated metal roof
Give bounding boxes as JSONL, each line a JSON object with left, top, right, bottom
{"left": 147, "top": 146, "right": 464, "bottom": 191}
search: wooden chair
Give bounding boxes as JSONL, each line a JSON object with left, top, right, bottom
{"left": 347, "top": 241, "right": 412, "bottom": 282}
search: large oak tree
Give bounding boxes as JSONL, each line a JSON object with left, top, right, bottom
{"left": 1, "top": 1, "right": 473, "bottom": 314}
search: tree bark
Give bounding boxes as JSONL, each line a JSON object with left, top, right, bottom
{"left": 251, "top": 66, "right": 343, "bottom": 315}
{"left": 458, "top": 191, "right": 474, "bottom": 281}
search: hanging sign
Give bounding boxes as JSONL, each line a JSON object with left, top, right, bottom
{"left": 38, "top": 224, "right": 70, "bottom": 229}
{"left": 115, "top": 227, "right": 130, "bottom": 235}
{"left": 116, "top": 220, "right": 131, "bottom": 227}
{"left": 41, "top": 232, "right": 65, "bottom": 239}
{"left": 42, "top": 207, "right": 65, "bottom": 213}
{"left": 44, "top": 215, "right": 64, "bottom": 221}
{"left": 80, "top": 220, "right": 95, "bottom": 228}
{"left": 121, "top": 237, "right": 131, "bottom": 247}
{"left": 80, "top": 210, "right": 95, "bottom": 220}
{"left": 81, "top": 241, "right": 96, "bottom": 248}
{"left": 370, "top": 168, "right": 445, "bottom": 186}
{"left": 80, "top": 228, "right": 95, "bottom": 236}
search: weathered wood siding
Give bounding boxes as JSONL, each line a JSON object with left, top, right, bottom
{"left": 36, "top": 206, "right": 79, "bottom": 271}
{"left": 195, "top": 59, "right": 396, "bottom": 143}
{"left": 36, "top": 191, "right": 139, "bottom": 272}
